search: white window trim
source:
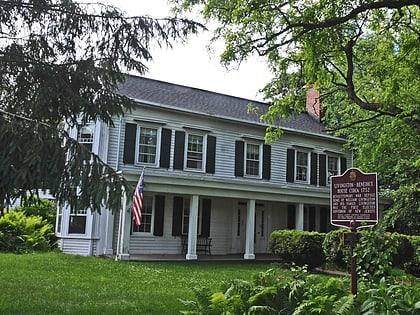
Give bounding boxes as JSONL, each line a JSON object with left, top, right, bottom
{"left": 132, "top": 195, "right": 155, "bottom": 235}
{"left": 184, "top": 132, "right": 207, "bottom": 172}
{"left": 181, "top": 198, "right": 202, "bottom": 235}
{"left": 135, "top": 124, "right": 162, "bottom": 167}
{"left": 327, "top": 155, "right": 341, "bottom": 185}
{"left": 295, "top": 150, "right": 311, "bottom": 183}
{"left": 244, "top": 141, "right": 263, "bottom": 178}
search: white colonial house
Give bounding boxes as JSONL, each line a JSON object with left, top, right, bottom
{"left": 56, "top": 75, "right": 353, "bottom": 260}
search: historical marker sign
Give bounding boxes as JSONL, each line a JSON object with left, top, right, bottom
{"left": 331, "top": 168, "right": 378, "bottom": 229}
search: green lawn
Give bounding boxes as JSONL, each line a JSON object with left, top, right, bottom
{"left": 0, "top": 252, "right": 291, "bottom": 315}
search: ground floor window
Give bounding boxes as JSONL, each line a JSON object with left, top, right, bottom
{"left": 132, "top": 195, "right": 153, "bottom": 233}
{"left": 68, "top": 209, "right": 87, "bottom": 234}
{"left": 181, "top": 198, "right": 202, "bottom": 235}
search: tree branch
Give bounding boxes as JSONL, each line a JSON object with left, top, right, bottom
{"left": 324, "top": 113, "right": 383, "bottom": 132}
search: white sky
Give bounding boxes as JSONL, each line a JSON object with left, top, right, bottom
{"left": 106, "top": 0, "right": 272, "bottom": 101}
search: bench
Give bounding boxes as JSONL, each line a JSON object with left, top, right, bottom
{"left": 181, "top": 235, "right": 212, "bottom": 255}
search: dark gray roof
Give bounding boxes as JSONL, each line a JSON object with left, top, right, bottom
{"left": 118, "top": 75, "right": 326, "bottom": 135}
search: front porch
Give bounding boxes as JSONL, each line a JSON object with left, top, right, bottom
{"left": 126, "top": 253, "right": 282, "bottom": 262}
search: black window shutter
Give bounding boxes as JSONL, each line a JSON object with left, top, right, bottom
{"left": 262, "top": 144, "right": 271, "bottom": 180}
{"left": 287, "top": 204, "right": 296, "bottom": 229}
{"left": 235, "top": 140, "right": 244, "bottom": 177}
{"left": 310, "top": 152, "right": 318, "bottom": 185}
{"left": 173, "top": 131, "right": 185, "bottom": 170}
{"left": 319, "top": 154, "right": 327, "bottom": 186}
{"left": 171, "top": 196, "right": 183, "bottom": 236}
{"left": 159, "top": 128, "right": 171, "bottom": 169}
{"left": 286, "top": 149, "right": 295, "bottom": 183}
{"left": 206, "top": 135, "right": 216, "bottom": 174}
{"left": 340, "top": 157, "right": 347, "bottom": 174}
{"left": 319, "top": 207, "right": 328, "bottom": 233}
{"left": 200, "top": 199, "right": 211, "bottom": 237}
{"left": 308, "top": 206, "right": 316, "bottom": 231}
{"left": 153, "top": 195, "right": 165, "bottom": 236}
{"left": 123, "top": 123, "right": 137, "bottom": 164}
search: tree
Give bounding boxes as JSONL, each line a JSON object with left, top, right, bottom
{"left": 0, "top": 0, "right": 203, "bottom": 212}
{"left": 172, "top": 0, "right": 420, "bottom": 233}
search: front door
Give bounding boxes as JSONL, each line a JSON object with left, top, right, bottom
{"left": 231, "top": 203, "right": 246, "bottom": 253}
{"left": 254, "top": 206, "right": 268, "bottom": 253}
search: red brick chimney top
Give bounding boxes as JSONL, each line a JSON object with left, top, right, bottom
{"left": 306, "top": 86, "right": 321, "bottom": 122}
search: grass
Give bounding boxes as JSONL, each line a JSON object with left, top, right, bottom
{"left": 0, "top": 251, "right": 294, "bottom": 315}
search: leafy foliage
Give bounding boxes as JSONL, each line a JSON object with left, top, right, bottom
{"left": 180, "top": 265, "right": 357, "bottom": 314}
{"left": 172, "top": 0, "right": 420, "bottom": 235}
{"left": 0, "top": 0, "right": 203, "bottom": 212}
{"left": 13, "top": 198, "right": 56, "bottom": 226}
{"left": 269, "top": 230, "right": 326, "bottom": 268}
{"left": 322, "top": 229, "right": 352, "bottom": 269}
{"left": 356, "top": 229, "right": 399, "bottom": 282}
{"left": 359, "top": 277, "right": 420, "bottom": 315}
{"left": 0, "top": 211, "right": 55, "bottom": 253}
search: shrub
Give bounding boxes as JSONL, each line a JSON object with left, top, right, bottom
{"left": 14, "top": 198, "right": 56, "bottom": 227}
{"left": 0, "top": 211, "right": 55, "bottom": 253}
{"left": 269, "top": 230, "right": 326, "bottom": 269}
{"left": 180, "top": 266, "right": 356, "bottom": 315}
{"left": 405, "top": 236, "right": 420, "bottom": 277}
{"left": 358, "top": 277, "right": 420, "bottom": 314}
{"left": 322, "top": 229, "right": 353, "bottom": 269}
{"left": 356, "top": 229, "right": 399, "bottom": 282}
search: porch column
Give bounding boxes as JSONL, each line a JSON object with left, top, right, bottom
{"left": 102, "top": 210, "right": 115, "bottom": 256}
{"left": 296, "top": 203, "right": 304, "bottom": 231}
{"left": 244, "top": 199, "right": 255, "bottom": 260}
{"left": 117, "top": 189, "right": 130, "bottom": 260}
{"left": 186, "top": 195, "right": 199, "bottom": 260}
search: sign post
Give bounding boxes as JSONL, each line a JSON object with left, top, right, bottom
{"left": 330, "top": 168, "right": 378, "bottom": 295}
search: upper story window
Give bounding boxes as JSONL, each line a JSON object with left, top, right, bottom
{"left": 245, "top": 143, "right": 261, "bottom": 177}
{"left": 173, "top": 130, "right": 216, "bottom": 174}
{"left": 138, "top": 127, "right": 158, "bottom": 165}
{"left": 296, "top": 151, "right": 309, "bottom": 182}
{"left": 77, "top": 124, "right": 94, "bottom": 151}
{"left": 235, "top": 140, "right": 271, "bottom": 180}
{"left": 132, "top": 195, "right": 153, "bottom": 233}
{"left": 186, "top": 134, "right": 204, "bottom": 170}
{"left": 123, "top": 122, "right": 171, "bottom": 169}
{"left": 327, "top": 156, "right": 339, "bottom": 183}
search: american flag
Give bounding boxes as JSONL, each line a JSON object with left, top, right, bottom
{"left": 132, "top": 170, "right": 144, "bottom": 226}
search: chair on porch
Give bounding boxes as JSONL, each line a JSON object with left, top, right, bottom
{"left": 181, "top": 235, "right": 212, "bottom": 255}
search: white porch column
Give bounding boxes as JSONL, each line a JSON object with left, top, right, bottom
{"left": 186, "top": 195, "right": 199, "bottom": 260}
{"left": 118, "top": 189, "right": 131, "bottom": 260}
{"left": 102, "top": 210, "right": 115, "bottom": 256}
{"left": 296, "top": 203, "right": 304, "bottom": 231}
{"left": 244, "top": 199, "right": 256, "bottom": 260}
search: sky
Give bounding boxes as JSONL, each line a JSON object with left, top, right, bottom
{"left": 106, "top": 0, "right": 272, "bottom": 101}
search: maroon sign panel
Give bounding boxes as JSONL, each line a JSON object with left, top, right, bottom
{"left": 330, "top": 168, "right": 378, "bottom": 229}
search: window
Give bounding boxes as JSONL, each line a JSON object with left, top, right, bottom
{"left": 296, "top": 151, "right": 309, "bottom": 181}
{"left": 327, "top": 156, "right": 339, "bottom": 183}
{"left": 138, "top": 127, "right": 158, "bottom": 164}
{"left": 186, "top": 134, "right": 204, "bottom": 170}
{"left": 77, "top": 124, "right": 94, "bottom": 151}
{"left": 132, "top": 195, "right": 153, "bottom": 233}
{"left": 181, "top": 198, "right": 202, "bottom": 235}
{"left": 68, "top": 209, "right": 87, "bottom": 234}
{"left": 56, "top": 206, "right": 62, "bottom": 234}
{"left": 245, "top": 143, "right": 260, "bottom": 176}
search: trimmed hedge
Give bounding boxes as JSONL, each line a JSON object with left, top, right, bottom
{"left": 269, "top": 230, "right": 326, "bottom": 268}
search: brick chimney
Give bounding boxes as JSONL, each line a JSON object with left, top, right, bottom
{"left": 306, "top": 86, "right": 321, "bottom": 122}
